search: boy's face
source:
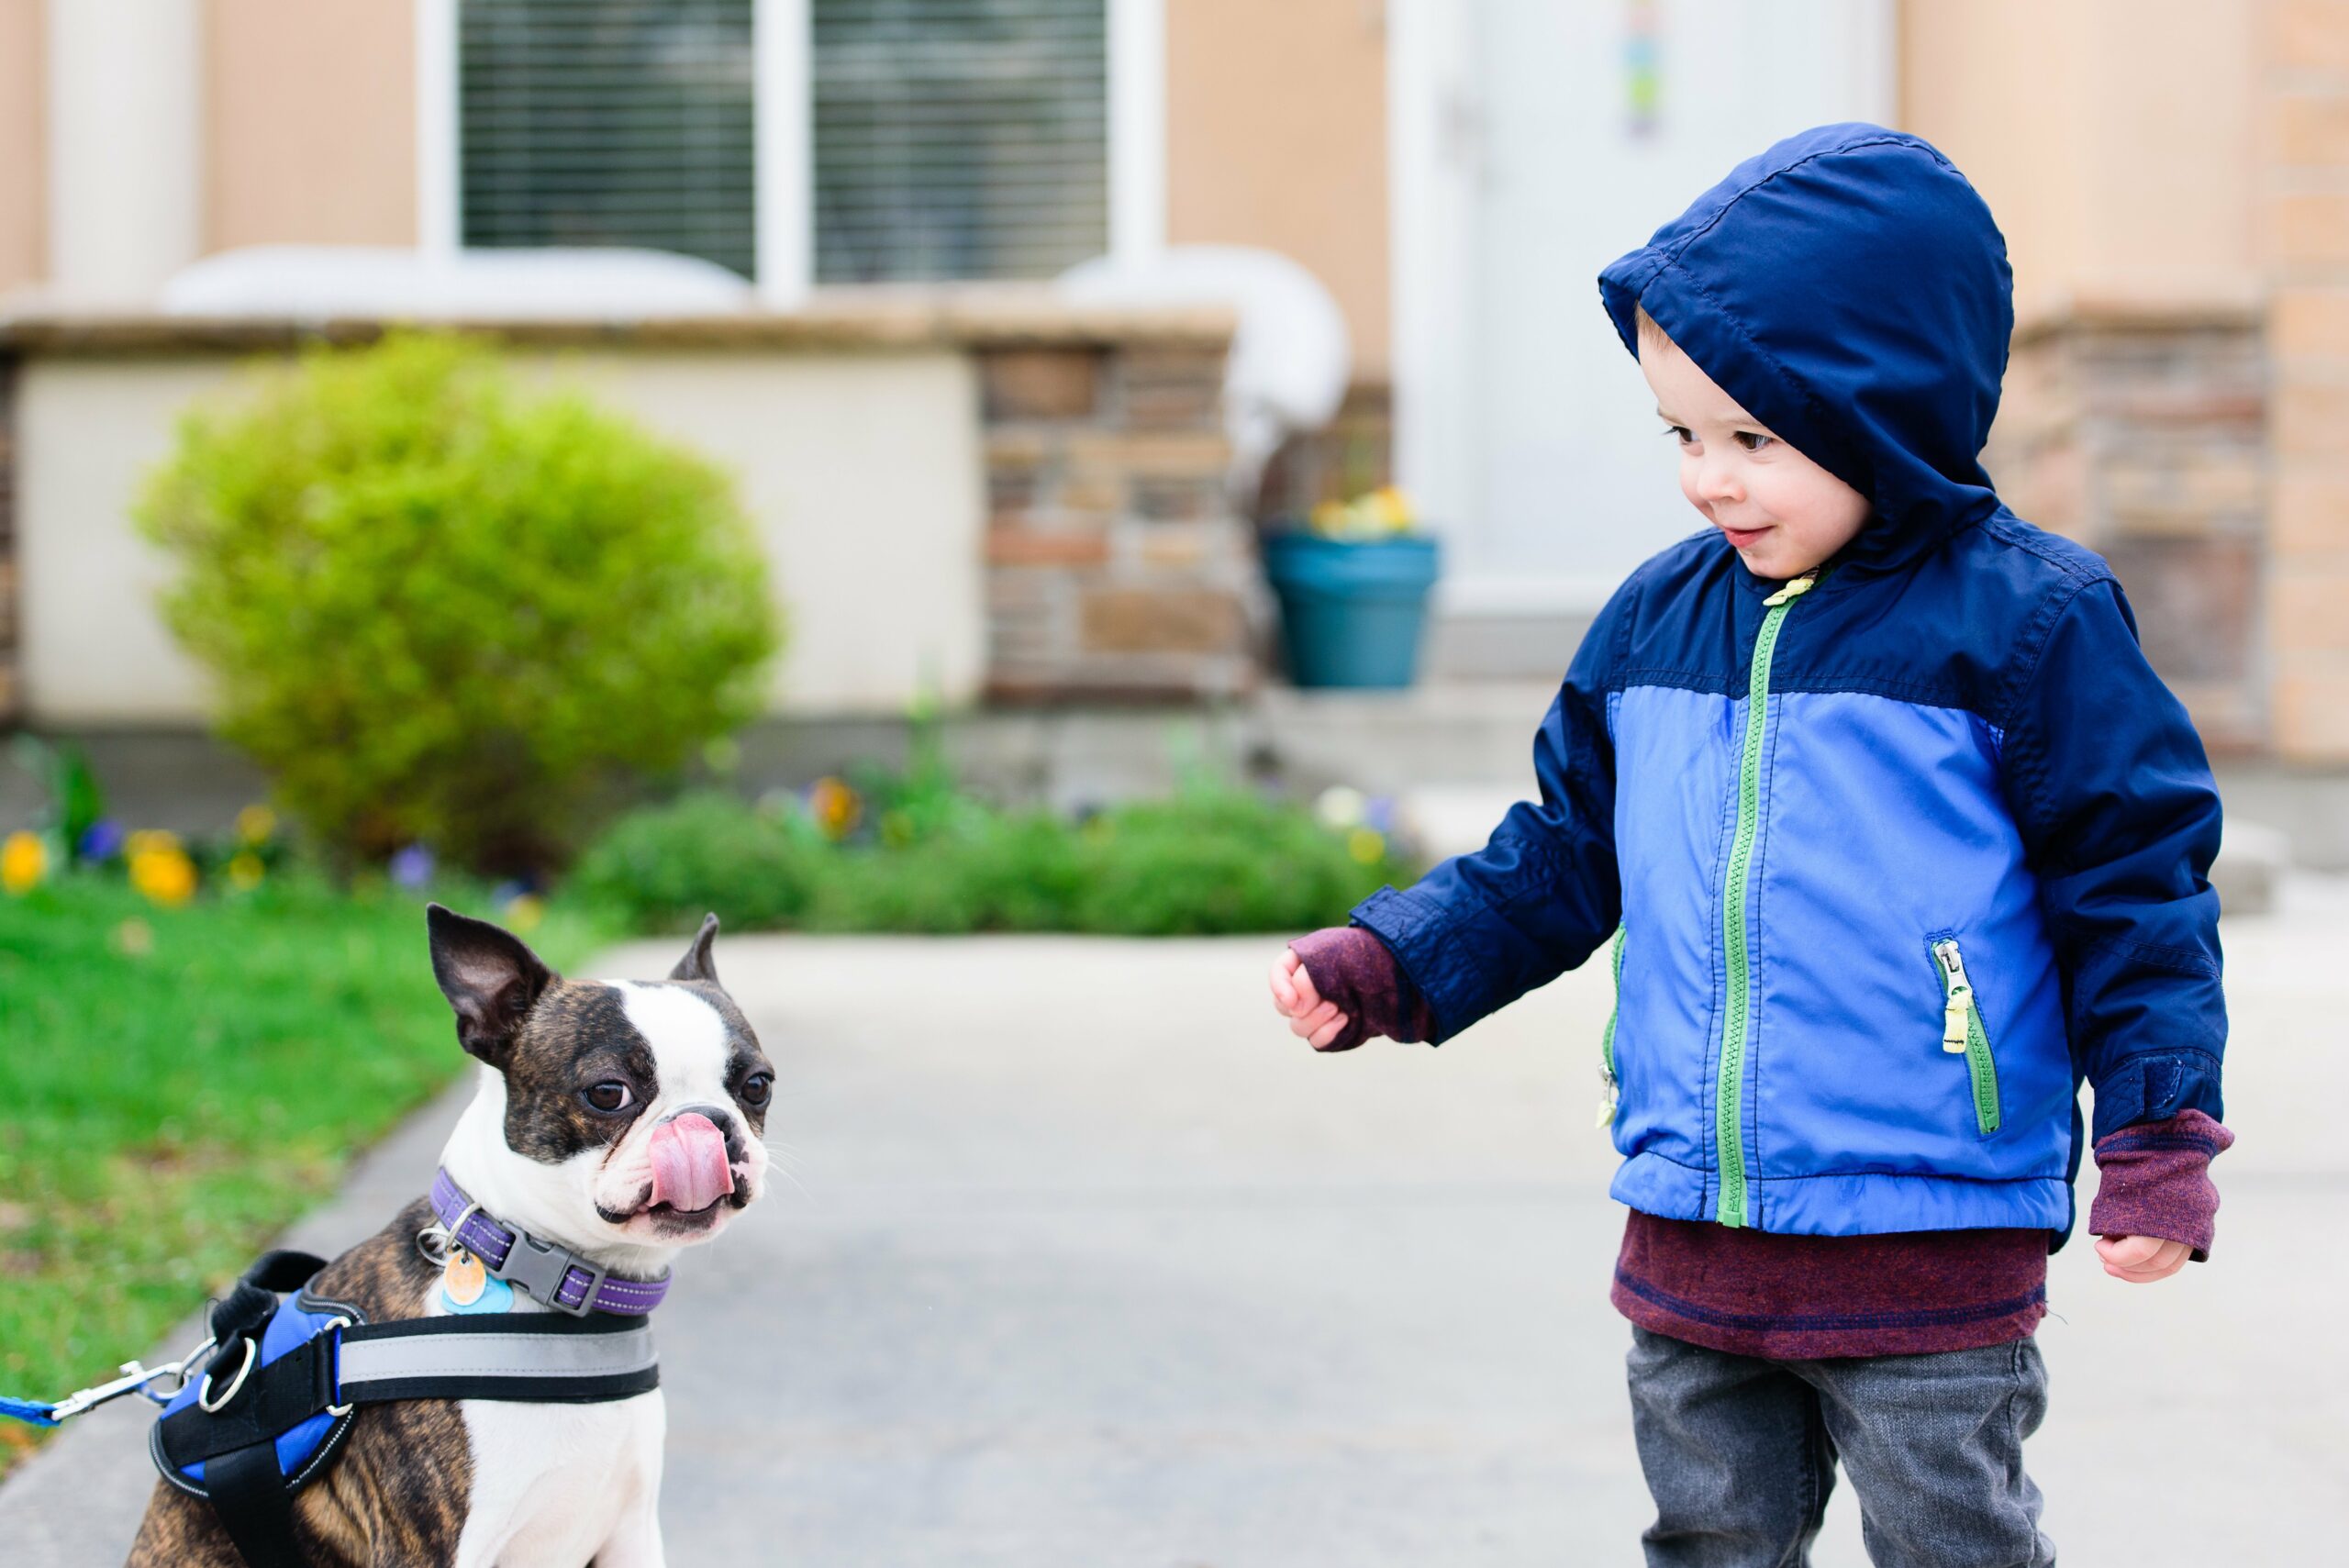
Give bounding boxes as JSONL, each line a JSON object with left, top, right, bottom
{"left": 1640, "top": 336, "right": 1871, "bottom": 580}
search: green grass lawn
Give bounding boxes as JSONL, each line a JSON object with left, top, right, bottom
{"left": 0, "top": 878, "right": 609, "bottom": 1473}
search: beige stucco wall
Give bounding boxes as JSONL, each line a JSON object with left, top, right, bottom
{"left": 1899, "top": 0, "right": 2259, "bottom": 318}
{"left": 15, "top": 350, "right": 985, "bottom": 723}
{"left": 206, "top": 0, "right": 420, "bottom": 251}
{"left": 1165, "top": 0, "right": 1390, "bottom": 377}
{"left": 0, "top": 0, "right": 43, "bottom": 295}
{"left": 2261, "top": 0, "right": 2349, "bottom": 760}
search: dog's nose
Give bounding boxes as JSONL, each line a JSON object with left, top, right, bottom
{"left": 662, "top": 1103, "right": 744, "bottom": 1162}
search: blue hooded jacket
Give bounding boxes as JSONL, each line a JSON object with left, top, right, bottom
{"left": 1353, "top": 124, "right": 2225, "bottom": 1240}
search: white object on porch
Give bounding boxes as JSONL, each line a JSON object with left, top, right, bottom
{"left": 158, "top": 246, "right": 757, "bottom": 319}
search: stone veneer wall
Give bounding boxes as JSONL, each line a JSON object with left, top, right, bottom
{"left": 1984, "top": 304, "right": 2270, "bottom": 753}
{"left": 977, "top": 341, "right": 1259, "bottom": 701}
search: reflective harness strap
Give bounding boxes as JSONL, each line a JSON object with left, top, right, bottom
{"left": 152, "top": 1256, "right": 660, "bottom": 1568}
{"left": 333, "top": 1316, "right": 661, "bottom": 1405}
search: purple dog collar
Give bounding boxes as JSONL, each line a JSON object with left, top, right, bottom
{"left": 429, "top": 1169, "right": 672, "bottom": 1318}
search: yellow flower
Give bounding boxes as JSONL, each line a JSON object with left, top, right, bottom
{"left": 126, "top": 829, "right": 184, "bottom": 859}
{"left": 503, "top": 894, "right": 546, "bottom": 934}
{"left": 236, "top": 805, "right": 278, "bottom": 845}
{"left": 2, "top": 831, "right": 47, "bottom": 895}
{"left": 130, "top": 845, "right": 198, "bottom": 906}
{"left": 1347, "top": 827, "right": 1387, "bottom": 866}
{"left": 808, "top": 777, "right": 862, "bottom": 841}
{"left": 1364, "top": 484, "right": 1417, "bottom": 530}
{"left": 228, "top": 852, "right": 266, "bottom": 891}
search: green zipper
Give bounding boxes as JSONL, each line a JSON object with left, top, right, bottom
{"left": 1931, "top": 938, "right": 2003, "bottom": 1135}
{"left": 1714, "top": 571, "right": 1819, "bottom": 1227}
{"left": 1597, "top": 926, "right": 1627, "bottom": 1128}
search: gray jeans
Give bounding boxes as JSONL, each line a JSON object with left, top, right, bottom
{"left": 1626, "top": 1327, "right": 2054, "bottom": 1568}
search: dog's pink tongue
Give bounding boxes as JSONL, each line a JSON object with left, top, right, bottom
{"left": 647, "top": 1114, "right": 733, "bottom": 1213}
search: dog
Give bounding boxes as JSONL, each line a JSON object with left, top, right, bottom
{"left": 127, "top": 903, "right": 772, "bottom": 1567}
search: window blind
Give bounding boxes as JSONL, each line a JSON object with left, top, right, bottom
{"left": 460, "top": 0, "right": 758, "bottom": 278}
{"left": 812, "top": 0, "right": 1109, "bottom": 284}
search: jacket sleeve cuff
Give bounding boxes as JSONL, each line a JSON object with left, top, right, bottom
{"left": 2086, "top": 1109, "right": 2234, "bottom": 1261}
{"left": 2087, "top": 1049, "right": 2224, "bottom": 1143}
{"left": 1350, "top": 885, "right": 1475, "bottom": 1044}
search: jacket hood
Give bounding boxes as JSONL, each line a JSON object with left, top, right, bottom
{"left": 1598, "top": 123, "right": 2013, "bottom": 579}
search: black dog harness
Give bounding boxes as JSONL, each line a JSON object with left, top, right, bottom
{"left": 150, "top": 1249, "right": 660, "bottom": 1567}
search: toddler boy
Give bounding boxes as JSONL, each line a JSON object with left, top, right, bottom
{"left": 1269, "top": 125, "right": 2231, "bottom": 1566}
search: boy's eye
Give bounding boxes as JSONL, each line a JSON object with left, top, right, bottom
{"left": 1732, "top": 431, "right": 1775, "bottom": 452}
{"left": 1664, "top": 425, "right": 1695, "bottom": 446}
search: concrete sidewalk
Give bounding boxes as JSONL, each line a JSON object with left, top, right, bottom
{"left": 6, "top": 890, "right": 2343, "bottom": 1564}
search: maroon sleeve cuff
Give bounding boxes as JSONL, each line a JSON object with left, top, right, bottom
{"left": 2087, "top": 1108, "right": 2235, "bottom": 1261}
{"left": 1288, "top": 927, "right": 1435, "bottom": 1052}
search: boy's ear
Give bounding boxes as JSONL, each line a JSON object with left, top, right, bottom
{"left": 427, "top": 903, "right": 556, "bottom": 1067}
{"left": 667, "top": 913, "right": 721, "bottom": 985}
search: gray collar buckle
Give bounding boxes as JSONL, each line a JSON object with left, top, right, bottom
{"left": 488, "top": 1230, "right": 607, "bottom": 1317}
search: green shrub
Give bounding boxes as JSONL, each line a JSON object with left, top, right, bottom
{"left": 138, "top": 333, "right": 780, "bottom": 874}
{"left": 564, "top": 790, "right": 818, "bottom": 932}
{"left": 568, "top": 779, "right": 1414, "bottom": 938}
{"left": 1071, "top": 791, "right": 1400, "bottom": 936}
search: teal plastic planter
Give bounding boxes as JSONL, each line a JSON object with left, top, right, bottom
{"left": 1263, "top": 533, "right": 1442, "bottom": 689}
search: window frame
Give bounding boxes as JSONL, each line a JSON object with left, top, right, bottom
{"left": 416, "top": 0, "right": 1163, "bottom": 305}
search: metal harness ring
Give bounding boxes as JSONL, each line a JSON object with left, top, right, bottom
{"left": 195, "top": 1337, "right": 258, "bottom": 1415}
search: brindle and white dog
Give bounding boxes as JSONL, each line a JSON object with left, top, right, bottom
{"left": 128, "top": 904, "right": 773, "bottom": 1567}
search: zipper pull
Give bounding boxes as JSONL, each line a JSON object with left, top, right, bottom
{"left": 1596, "top": 1063, "right": 1618, "bottom": 1128}
{"left": 1763, "top": 570, "right": 1821, "bottom": 607}
{"left": 1933, "top": 940, "right": 1974, "bottom": 1054}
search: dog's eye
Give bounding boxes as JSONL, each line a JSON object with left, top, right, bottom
{"left": 581, "top": 1081, "right": 634, "bottom": 1114}
{"left": 739, "top": 1073, "right": 773, "bottom": 1108}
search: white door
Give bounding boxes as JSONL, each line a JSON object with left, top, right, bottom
{"left": 1392, "top": 0, "right": 1897, "bottom": 626}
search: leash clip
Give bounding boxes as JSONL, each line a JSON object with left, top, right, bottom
{"left": 48, "top": 1329, "right": 214, "bottom": 1422}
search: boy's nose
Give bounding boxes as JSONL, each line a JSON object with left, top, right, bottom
{"left": 1696, "top": 458, "right": 1745, "bottom": 506}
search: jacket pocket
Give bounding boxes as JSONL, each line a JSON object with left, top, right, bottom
{"left": 1598, "top": 926, "right": 1627, "bottom": 1128}
{"left": 1929, "top": 936, "right": 2003, "bottom": 1137}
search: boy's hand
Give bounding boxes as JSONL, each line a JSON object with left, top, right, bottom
{"left": 2095, "top": 1234, "right": 2191, "bottom": 1283}
{"left": 1268, "top": 949, "right": 1354, "bottom": 1051}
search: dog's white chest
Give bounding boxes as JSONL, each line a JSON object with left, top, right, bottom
{"left": 419, "top": 1285, "right": 667, "bottom": 1568}
{"left": 453, "top": 1389, "right": 665, "bottom": 1567}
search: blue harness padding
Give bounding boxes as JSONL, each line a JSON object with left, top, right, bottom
{"left": 153, "top": 1289, "right": 353, "bottom": 1493}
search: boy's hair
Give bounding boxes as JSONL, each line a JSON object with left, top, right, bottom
{"left": 1633, "top": 306, "right": 1674, "bottom": 355}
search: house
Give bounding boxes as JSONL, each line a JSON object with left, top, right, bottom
{"left": 0, "top": 2, "right": 2342, "bottom": 833}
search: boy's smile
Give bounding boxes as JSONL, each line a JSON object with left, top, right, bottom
{"left": 1637, "top": 324, "right": 1872, "bottom": 581}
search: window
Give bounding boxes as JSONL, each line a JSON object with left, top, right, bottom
{"left": 460, "top": 0, "right": 759, "bottom": 277}
{"left": 447, "top": 0, "right": 1118, "bottom": 289}
{"left": 811, "top": 0, "right": 1108, "bottom": 284}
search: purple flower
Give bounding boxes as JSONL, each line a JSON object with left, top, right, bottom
{"left": 389, "top": 844, "right": 437, "bottom": 889}
{"left": 77, "top": 818, "right": 126, "bottom": 862}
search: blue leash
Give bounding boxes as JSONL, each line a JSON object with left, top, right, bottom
{"left": 0, "top": 1394, "right": 59, "bottom": 1429}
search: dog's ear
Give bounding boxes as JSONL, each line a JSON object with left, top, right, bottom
{"left": 428, "top": 903, "right": 557, "bottom": 1066}
{"left": 668, "top": 913, "right": 721, "bottom": 985}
